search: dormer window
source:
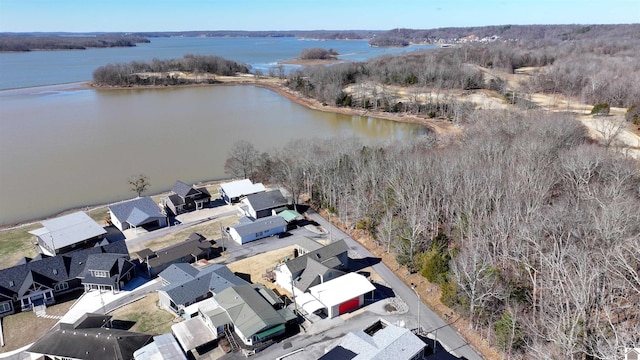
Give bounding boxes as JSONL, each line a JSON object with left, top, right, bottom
{"left": 9, "top": 280, "right": 14, "bottom": 287}
{"left": 53, "top": 269, "right": 58, "bottom": 275}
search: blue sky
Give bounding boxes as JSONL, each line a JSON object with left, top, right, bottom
{"left": 0, "top": 0, "right": 638, "bottom": 32}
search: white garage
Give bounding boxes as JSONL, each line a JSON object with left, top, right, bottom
{"left": 309, "top": 273, "right": 376, "bottom": 319}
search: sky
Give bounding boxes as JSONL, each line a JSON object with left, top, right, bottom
{"left": 0, "top": 0, "right": 638, "bottom": 33}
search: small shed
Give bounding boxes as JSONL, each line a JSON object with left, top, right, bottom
{"left": 309, "top": 273, "right": 376, "bottom": 318}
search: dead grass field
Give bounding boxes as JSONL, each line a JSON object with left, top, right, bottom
{"left": 128, "top": 215, "right": 240, "bottom": 255}
{"left": 108, "top": 292, "right": 176, "bottom": 335}
{"left": 226, "top": 245, "right": 298, "bottom": 292}
{"left": 0, "top": 291, "right": 80, "bottom": 352}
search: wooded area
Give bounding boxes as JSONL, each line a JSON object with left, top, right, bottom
{"left": 0, "top": 34, "right": 149, "bottom": 52}
{"left": 91, "top": 54, "right": 250, "bottom": 86}
{"left": 226, "top": 108, "right": 640, "bottom": 359}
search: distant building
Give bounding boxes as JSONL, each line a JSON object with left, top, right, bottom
{"left": 219, "top": 179, "right": 265, "bottom": 205}
{"left": 109, "top": 196, "right": 167, "bottom": 232}
{"left": 163, "top": 180, "right": 212, "bottom": 215}
{"left": 320, "top": 319, "right": 427, "bottom": 360}
{"left": 29, "top": 211, "right": 107, "bottom": 256}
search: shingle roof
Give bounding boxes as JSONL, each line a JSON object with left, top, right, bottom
{"left": 143, "top": 233, "right": 213, "bottom": 269}
{"left": 244, "top": 190, "right": 288, "bottom": 212}
{"left": 27, "top": 324, "right": 153, "bottom": 360}
{"left": 284, "top": 239, "right": 349, "bottom": 277}
{"left": 294, "top": 258, "right": 346, "bottom": 292}
{"left": 0, "top": 241, "right": 129, "bottom": 299}
{"left": 172, "top": 181, "right": 211, "bottom": 200}
{"left": 133, "top": 334, "right": 187, "bottom": 360}
{"left": 337, "top": 323, "right": 426, "bottom": 360}
{"left": 28, "top": 211, "right": 106, "bottom": 251}
{"left": 159, "top": 264, "right": 248, "bottom": 306}
{"left": 109, "top": 197, "right": 165, "bottom": 227}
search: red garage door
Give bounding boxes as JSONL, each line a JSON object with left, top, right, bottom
{"left": 338, "top": 297, "right": 360, "bottom": 315}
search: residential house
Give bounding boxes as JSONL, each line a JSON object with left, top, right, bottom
{"left": 27, "top": 321, "right": 153, "bottom": 360}
{"left": 80, "top": 253, "right": 136, "bottom": 292}
{"left": 158, "top": 263, "right": 248, "bottom": 316}
{"left": 109, "top": 196, "right": 167, "bottom": 232}
{"left": 137, "top": 233, "right": 214, "bottom": 277}
{"left": 213, "top": 284, "right": 295, "bottom": 346}
{"left": 219, "top": 179, "right": 265, "bottom": 205}
{"left": 29, "top": 211, "right": 107, "bottom": 256}
{"left": 227, "top": 216, "right": 287, "bottom": 245}
{"left": 0, "top": 241, "right": 129, "bottom": 316}
{"left": 133, "top": 333, "right": 187, "bottom": 360}
{"left": 320, "top": 319, "right": 427, "bottom": 360}
{"left": 274, "top": 239, "right": 349, "bottom": 293}
{"left": 241, "top": 189, "right": 288, "bottom": 219}
{"left": 308, "top": 272, "right": 375, "bottom": 318}
{"left": 164, "top": 180, "right": 212, "bottom": 215}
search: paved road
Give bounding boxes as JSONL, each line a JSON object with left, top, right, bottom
{"left": 306, "top": 209, "right": 482, "bottom": 360}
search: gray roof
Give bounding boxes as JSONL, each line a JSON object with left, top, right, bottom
{"left": 0, "top": 241, "right": 129, "bottom": 300}
{"left": 245, "top": 190, "right": 288, "bottom": 212}
{"left": 172, "top": 180, "right": 211, "bottom": 200}
{"left": 141, "top": 233, "right": 213, "bottom": 269}
{"left": 159, "top": 264, "right": 248, "bottom": 306}
{"left": 109, "top": 197, "right": 165, "bottom": 227}
{"left": 295, "top": 257, "right": 346, "bottom": 292}
{"left": 214, "top": 285, "right": 285, "bottom": 338}
{"left": 133, "top": 334, "right": 187, "bottom": 360}
{"left": 230, "top": 216, "right": 287, "bottom": 238}
{"left": 337, "top": 323, "right": 426, "bottom": 360}
{"left": 29, "top": 211, "right": 106, "bottom": 251}
{"left": 27, "top": 324, "right": 153, "bottom": 360}
{"left": 284, "top": 239, "right": 349, "bottom": 278}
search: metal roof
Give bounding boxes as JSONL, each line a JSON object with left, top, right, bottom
{"left": 29, "top": 211, "right": 106, "bottom": 251}
{"left": 219, "top": 179, "right": 265, "bottom": 199}
{"left": 229, "top": 216, "right": 287, "bottom": 237}
{"left": 133, "top": 334, "right": 187, "bottom": 360}
{"left": 309, "top": 273, "right": 376, "bottom": 307}
{"left": 337, "top": 323, "right": 426, "bottom": 360}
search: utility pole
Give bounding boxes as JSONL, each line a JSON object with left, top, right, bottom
{"left": 411, "top": 283, "right": 421, "bottom": 334}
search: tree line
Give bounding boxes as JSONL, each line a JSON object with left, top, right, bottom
{"left": 92, "top": 54, "right": 250, "bottom": 86}
{"left": 0, "top": 34, "right": 149, "bottom": 52}
{"left": 224, "top": 108, "right": 640, "bottom": 359}
{"left": 286, "top": 34, "right": 640, "bottom": 113}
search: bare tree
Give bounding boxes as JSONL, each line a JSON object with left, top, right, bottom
{"left": 224, "top": 140, "right": 259, "bottom": 180}
{"left": 129, "top": 174, "right": 150, "bottom": 197}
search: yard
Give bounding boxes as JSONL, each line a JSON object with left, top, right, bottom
{"left": 226, "top": 245, "right": 298, "bottom": 293}
{"left": 127, "top": 215, "right": 239, "bottom": 255}
{"left": 0, "top": 290, "right": 81, "bottom": 352}
{"left": 108, "top": 292, "right": 176, "bottom": 335}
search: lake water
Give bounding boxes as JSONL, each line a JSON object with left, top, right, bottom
{"left": 0, "top": 37, "right": 432, "bottom": 225}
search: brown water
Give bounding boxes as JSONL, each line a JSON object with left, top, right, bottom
{"left": 0, "top": 85, "right": 428, "bottom": 225}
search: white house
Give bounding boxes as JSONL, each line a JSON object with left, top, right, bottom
{"left": 219, "top": 179, "right": 265, "bottom": 205}
{"left": 309, "top": 272, "right": 376, "bottom": 318}
{"left": 29, "top": 211, "right": 107, "bottom": 256}
{"left": 227, "top": 216, "right": 287, "bottom": 244}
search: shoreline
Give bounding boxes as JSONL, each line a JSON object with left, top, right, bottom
{"left": 1, "top": 75, "right": 456, "bottom": 229}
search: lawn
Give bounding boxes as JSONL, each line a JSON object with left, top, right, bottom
{"left": 128, "top": 215, "right": 239, "bottom": 254}
{"left": 226, "top": 245, "right": 298, "bottom": 292}
{"left": 0, "top": 224, "right": 40, "bottom": 270}
{"left": 108, "top": 292, "right": 176, "bottom": 334}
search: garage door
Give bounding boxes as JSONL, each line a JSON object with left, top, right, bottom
{"left": 338, "top": 297, "right": 360, "bottom": 315}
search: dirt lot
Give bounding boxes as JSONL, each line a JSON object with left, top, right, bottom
{"left": 226, "top": 245, "right": 298, "bottom": 293}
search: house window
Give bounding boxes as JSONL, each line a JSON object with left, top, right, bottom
{"left": 92, "top": 270, "right": 109, "bottom": 278}
{"left": 9, "top": 281, "right": 14, "bottom": 287}
{"left": 256, "top": 231, "right": 263, "bottom": 237}
{"left": 0, "top": 302, "right": 11, "bottom": 313}
{"left": 53, "top": 269, "right": 58, "bottom": 275}
{"left": 54, "top": 282, "right": 69, "bottom": 292}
